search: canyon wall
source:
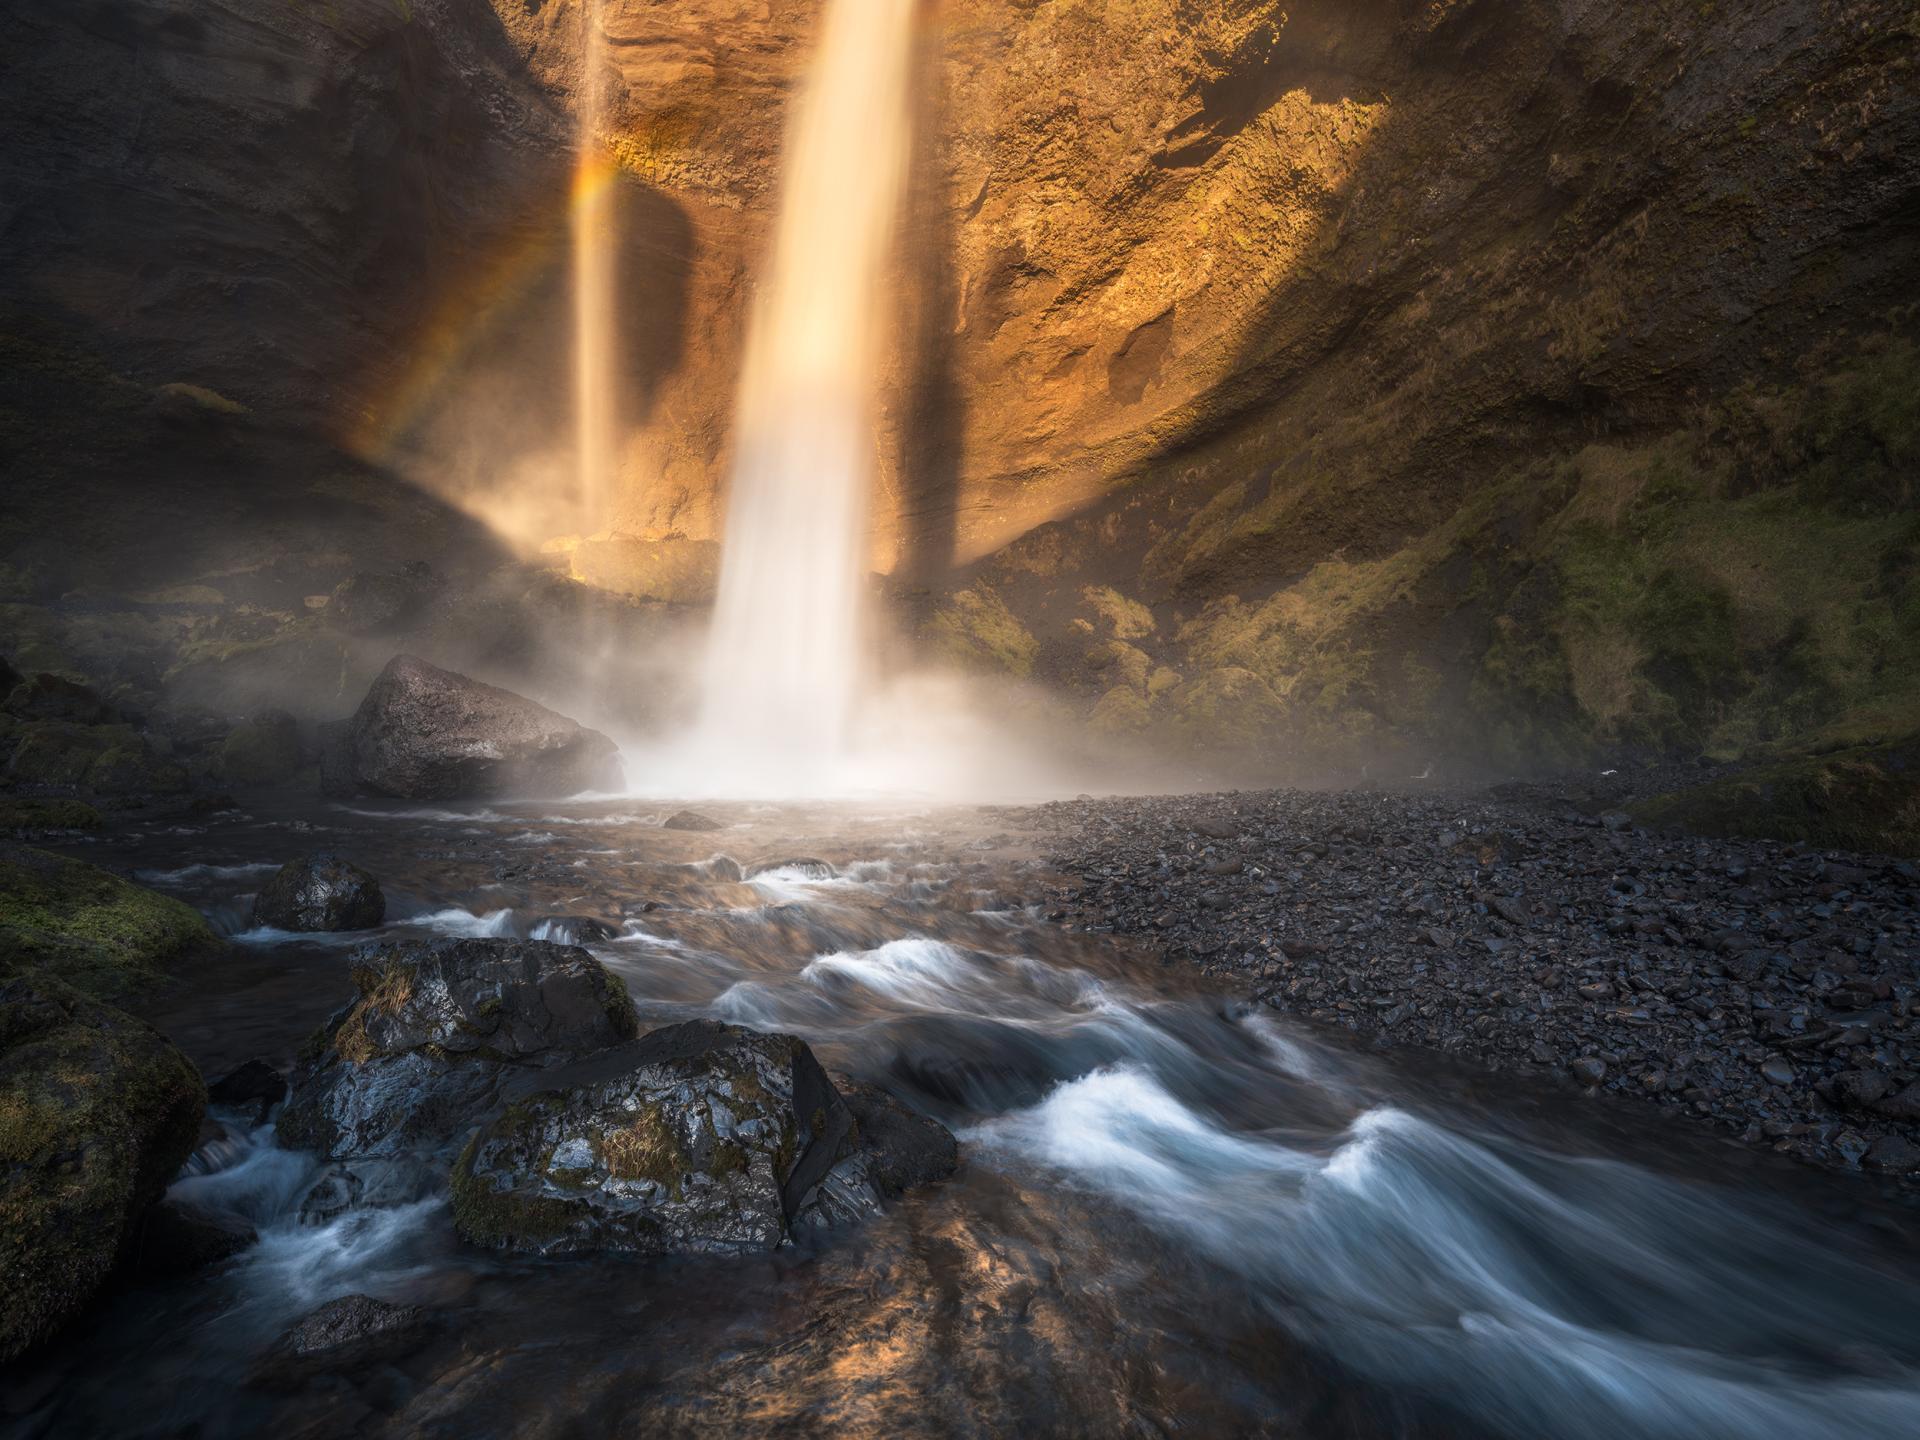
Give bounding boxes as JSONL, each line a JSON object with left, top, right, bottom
{"left": 2, "top": 0, "right": 1917, "bottom": 771}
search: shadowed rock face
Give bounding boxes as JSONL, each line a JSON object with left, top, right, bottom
{"left": 251, "top": 853, "right": 386, "bottom": 933}
{"left": 343, "top": 655, "right": 623, "bottom": 801}
{"left": 0, "top": 971, "right": 205, "bottom": 1361}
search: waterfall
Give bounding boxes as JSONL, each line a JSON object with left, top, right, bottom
{"left": 573, "top": 0, "right": 617, "bottom": 531}
{"left": 695, "top": 0, "right": 918, "bottom": 791}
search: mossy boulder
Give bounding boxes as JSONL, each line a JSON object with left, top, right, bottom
{"left": 0, "top": 969, "right": 205, "bottom": 1361}
{"left": 451, "top": 1019, "right": 882, "bottom": 1257}
{"left": 279, "top": 937, "right": 640, "bottom": 1163}
{"left": 1629, "top": 738, "right": 1920, "bottom": 856}
{"left": 4, "top": 721, "right": 187, "bottom": 796}
{"left": 0, "top": 798, "right": 104, "bottom": 836}
{"left": 925, "top": 583, "right": 1039, "bottom": 678}
{"left": 210, "top": 709, "right": 303, "bottom": 787}
{"left": 0, "top": 845, "right": 214, "bottom": 998}
{"left": 3, "top": 673, "right": 118, "bottom": 726}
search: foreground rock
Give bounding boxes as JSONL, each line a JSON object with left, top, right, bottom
{"left": 1041, "top": 784, "right": 1920, "bottom": 1184}
{"left": 252, "top": 853, "right": 385, "bottom": 932}
{"left": 0, "top": 844, "right": 214, "bottom": 997}
{"left": 278, "top": 937, "right": 640, "bottom": 1165}
{"left": 451, "top": 1020, "right": 909, "bottom": 1256}
{"left": 253, "top": 1294, "right": 434, "bottom": 1387}
{"left": 0, "top": 971, "right": 205, "bottom": 1360}
{"left": 662, "top": 809, "right": 723, "bottom": 832}
{"left": 336, "top": 655, "right": 623, "bottom": 801}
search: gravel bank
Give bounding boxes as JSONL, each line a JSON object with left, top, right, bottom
{"left": 1037, "top": 781, "right": 1920, "bottom": 1185}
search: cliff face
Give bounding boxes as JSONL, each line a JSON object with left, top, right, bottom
{"left": 2, "top": 0, "right": 1917, "bottom": 770}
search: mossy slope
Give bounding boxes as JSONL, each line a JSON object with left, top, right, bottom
{"left": 0, "top": 845, "right": 214, "bottom": 999}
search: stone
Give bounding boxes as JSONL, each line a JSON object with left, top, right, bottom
{"left": 1864, "top": 1132, "right": 1920, "bottom": 1175}
{"left": 341, "top": 654, "right": 623, "bottom": 801}
{"left": 1570, "top": 1057, "right": 1607, "bottom": 1086}
{"left": 0, "top": 844, "right": 213, "bottom": 999}
{"left": 251, "top": 853, "right": 385, "bottom": 933}
{"left": 278, "top": 937, "right": 640, "bottom": 1164}
{"left": 1760, "top": 1057, "right": 1796, "bottom": 1086}
{"left": 0, "top": 970, "right": 205, "bottom": 1360}
{"left": 835, "top": 1075, "right": 959, "bottom": 1196}
{"left": 1832, "top": 1069, "right": 1891, "bottom": 1111}
{"left": 662, "top": 809, "right": 724, "bottom": 832}
{"left": 3, "top": 672, "right": 118, "bottom": 725}
{"left": 327, "top": 565, "right": 439, "bottom": 636}
{"left": 254, "top": 1295, "right": 434, "bottom": 1386}
{"left": 451, "top": 1019, "right": 887, "bottom": 1257}
{"left": 207, "top": 1058, "right": 288, "bottom": 1122}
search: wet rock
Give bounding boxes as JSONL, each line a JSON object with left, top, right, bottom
{"left": 1570, "top": 1057, "right": 1607, "bottom": 1087}
{"left": 0, "top": 844, "right": 213, "bottom": 998}
{"left": 254, "top": 1294, "right": 434, "bottom": 1387}
{"left": 451, "top": 1019, "right": 885, "bottom": 1256}
{"left": 835, "top": 1076, "right": 960, "bottom": 1195}
{"left": 529, "top": 915, "right": 619, "bottom": 945}
{"left": 251, "top": 853, "right": 385, "bottom": 933}
{"left": 1865, "top": 1133, "right": 1920, "bottom": 1175}
{"left": 207, "top": 1058, "right": 287, "bottom": 1122}
{"left": 1832, "top": 1069, "right": 1891, "bottom": 1111}
{"left": 0, "top": 971, "right": 205, "bottom": 1360}
{"left": 123, "top": 1198, "right": 256, "bottom": 1279}
{"left": 662, "top": 809, "right": 723, "bottom": 832}
{"left": 341, "top": 654, "right": 623, "bottom": 801}
{"left": 1760, "top": 1057, "right": 1796, "bottom": 1086}
{"left": 278, "top": 937, "right": 639, "bottom": 1163}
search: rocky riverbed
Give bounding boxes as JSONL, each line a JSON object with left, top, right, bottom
{"left": 1037, "top": 778, "right": 1920, "bottom": 1186}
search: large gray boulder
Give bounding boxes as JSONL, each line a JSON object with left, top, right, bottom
{"left": 339, "top": 655, "right": 622, "bottom": 801}
{"left": 278, "top": 937, "right": 639, "bottom": 1166}
{"left": 449, "top": 1020, "right": 944, "bottom": 1257}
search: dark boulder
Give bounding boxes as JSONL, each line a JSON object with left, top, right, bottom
{"left": 662, "top": 809, "right": 723, "bottom": 832}
{"left": 252, "top": 853, "right": 385, "bottom": 933}
{"left": 0, "top": 970, "right": 205, "bottom": 1360}
{"left": 207, "top": 1058, "right": 288, "bottom": 1122}
{"left": 451, "top": 1019, "right": 888, "bottom": 1257}
{"left": 253, "top": 1294, "right": 434, "bottom": 1387}
{"left": 3, "top": 672, "right": 118, "bottom": 725}
{"left": 340, "top": 655, "right": 623, "bottom": 801}
{"left": 835, "top": 1075, "right": 960, "bottom": 1196}
{"left": 278, "top": 937, "right": 639, "bottom": 1164}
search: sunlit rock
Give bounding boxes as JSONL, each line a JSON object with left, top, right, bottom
{"left": 339, "top": 654, "right": 622, "bottom": 801}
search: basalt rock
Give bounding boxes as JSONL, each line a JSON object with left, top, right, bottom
{"left": 340, "top": 655, "right": 623, "bottom": 801}
{"left": 328, "top": 563, "right": 441, "bottom": 637}
{"left": 0, "top": 970, "right": 205, "bottom": 1361}
{"left": 450, "top": 1019, "right": 914, "bottom": 1257}
{"left": 253, "top": 1294, "right": 435, "bottom": 1387}
{"left": 252, "top": 853, "right": 385, "bottom": 933}
{"left": 278, "top": 937, "right": 640, "bottom": 1164}
{"left": 662, "top": 809, "right": 723, "bottom": 832}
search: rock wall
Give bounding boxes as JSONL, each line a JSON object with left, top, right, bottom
{"left": 2, "top": 0, "right": 1916, "bottom": 768}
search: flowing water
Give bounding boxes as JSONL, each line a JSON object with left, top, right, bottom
{"left": 694, "top": 0, "right": 918, "bottom": 791}
{"left": 10, "top": 797, "right": 1920, "bottom": 1439}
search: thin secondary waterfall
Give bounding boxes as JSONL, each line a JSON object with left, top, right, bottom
{"left": 696, "top": 0, "right": 917, "bottom": 790}
{"left": 573, "top": 0, "right": 616, "bottom": 531}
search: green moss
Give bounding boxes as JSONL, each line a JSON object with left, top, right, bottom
{"left": 1078, "top": 585, "right": 1156, "bottom": 639}
{"left": 925, "top": 582, "right": 1040, "bottom": 677}
{"left": 0, "top": 970, "right": 205, "bottom": 1360}
{"left": 1629, "top": 738, "right": 1920, "bottom": 855}
{"left": 449, "top": 1131, "right": 582, "bottom": 1249}
{"left": 0, "top": 846, "right": 213, "bottom": 998}
{"left": 596, "top": 1104, "right": 687, "bottom": 1189}
{"left": 0, "top": 798, "right": 103, "bottom": 835}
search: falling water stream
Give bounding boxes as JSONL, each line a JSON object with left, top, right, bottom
{"left": 694, "top": 0, "right": 918, "bottom": 791}
{"left": 572, "top": 0, "right": 617, "bottom": 530}
{"left": 11, "top": 797, "right": 1920, "bottom": 1439}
